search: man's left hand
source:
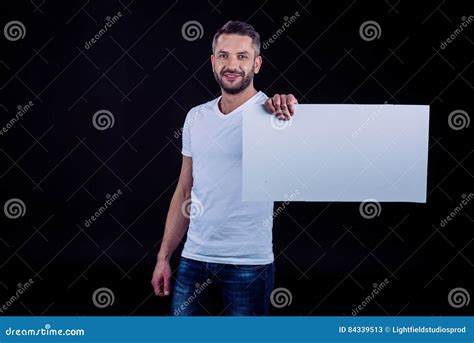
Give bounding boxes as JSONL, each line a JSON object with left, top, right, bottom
{"left": 264, "top": 94, "right": 298, "bottom": 120}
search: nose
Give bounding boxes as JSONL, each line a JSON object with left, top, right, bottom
{"left": 226, "top": 55, "right": 240, "bottom": 70}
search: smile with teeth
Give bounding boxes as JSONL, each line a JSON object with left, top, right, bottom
{"left": 223, "top": 72, "right": 242, "bottom": 80}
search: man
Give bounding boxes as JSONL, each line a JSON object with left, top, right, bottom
{"left": 151, "top": 20, "right": 298, "bottom": 315}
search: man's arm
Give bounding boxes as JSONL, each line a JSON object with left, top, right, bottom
{"left": 151, "top": 155, "right": 193, "bottom": 297}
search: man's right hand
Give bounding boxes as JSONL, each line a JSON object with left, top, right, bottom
{"left": 151, "top": 258, "right": 172, "bottom": 297}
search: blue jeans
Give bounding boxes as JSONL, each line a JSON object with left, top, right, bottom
{"left": 171, "top": 256, "right": 275, "bottom": 316}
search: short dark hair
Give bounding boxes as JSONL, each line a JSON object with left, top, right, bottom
{"left": 212, "top": 21, "right": 260, "bottom": 56}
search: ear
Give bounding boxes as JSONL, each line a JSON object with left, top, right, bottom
{"left": 210, "top": 54, "right": 215, "bottom": 71}
{"left": 254, "top": 55, "right": 262, "bottom": 74}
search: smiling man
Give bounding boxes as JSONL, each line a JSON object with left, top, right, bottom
{"left": 151, "top": 20, "right": 298, "bottom": 316}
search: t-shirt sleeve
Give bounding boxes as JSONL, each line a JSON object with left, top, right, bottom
{"left": 181, "top": 109, "right": 193, "bottom": 157}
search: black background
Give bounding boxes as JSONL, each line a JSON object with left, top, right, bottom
{"left": 0, "top": 0, "right": 472, "bottom": 316}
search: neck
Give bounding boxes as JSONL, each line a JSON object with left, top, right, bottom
{"left": 218, "top": 85, "right": 257, "bottom": 114}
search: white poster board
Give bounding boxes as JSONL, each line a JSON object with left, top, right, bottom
{"left": 242, "top": 104, "right": 429, "bottom": 203}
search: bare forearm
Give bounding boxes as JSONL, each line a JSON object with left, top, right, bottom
{"left": 157, "top": 187, "right": 190, "bottom": 262}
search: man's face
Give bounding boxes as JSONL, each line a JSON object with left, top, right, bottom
{"left": 211, "top": 34, "right": 262, "bottom": 95}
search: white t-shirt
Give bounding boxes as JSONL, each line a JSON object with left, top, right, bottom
{"left": 180, "top": 91, "right": 274, "bottom": 265}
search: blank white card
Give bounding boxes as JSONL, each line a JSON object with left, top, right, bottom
{"left": 242, "top": 104, "right": 429, "bottom": 203}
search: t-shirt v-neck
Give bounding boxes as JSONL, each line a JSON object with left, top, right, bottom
{"left": 214, "top": 91, "right": 265, "bottom": 118}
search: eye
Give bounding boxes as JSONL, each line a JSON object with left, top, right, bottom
{"left": 238, "top": 55, "right": 248, "bottom": 60}
{"left": 218, "top": 53, "right": 227, "bottom": 59}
